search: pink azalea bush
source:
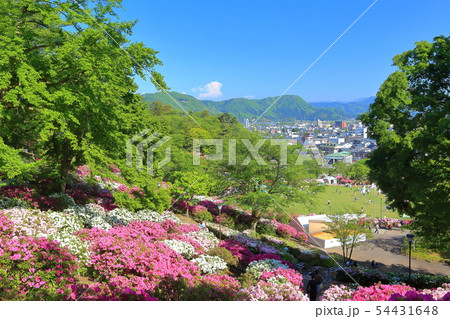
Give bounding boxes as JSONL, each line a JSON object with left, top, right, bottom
{"left": 320, "top": 284, "right": 355, "bottom": 301}
{"left": 260, "top": 268, "right": 303, "bottom": 287}
{"left": 0, "top": 213, "right": 78, "bottom": 300}
{"left": 78, "top": 221, "right": 201, "bottom": 292}
{"left": 218, "top": 239, "right": 254, "bottom": 264}
{"left": 351, "top": 283, "right": 416, "bottom": 301}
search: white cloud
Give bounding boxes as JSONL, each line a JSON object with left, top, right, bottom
{"left": 243, "top": 95, "right": 255, "bottom": 99}
{"left": 197, "top": 81, "right": 223, "bottom": 99}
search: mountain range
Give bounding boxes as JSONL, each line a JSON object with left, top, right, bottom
{"left": 141, "top": 92, "right": 374, "bottom": 121}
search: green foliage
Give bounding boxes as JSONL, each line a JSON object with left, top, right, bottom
{"left": 196, "top": 209, "right": 213, "bottom": 222}
{"left": 216, "top": 139, "right": 318, "bottom": 229}
{"left": 0, "top": 138, "right": 38, "bottom": 180}
{"left": 112, "top": 191, "right": 144, "bottom": 211}
{"left": 0, "top": 0, "right": 167, "bottom": 192}
{"left": 256, "top": 222, "right": 277, "bottom": 237}
{"left": 325, "top": 213, "right": 373, "bottom": 263}
{"left": 207, "top": 247, "right": 238, "bottom": 267}
{"left": 360, "top": 35, "right": 450, "bottom": 249}
{"left": 239, "top": 272, "right": 258, "bottom": 289}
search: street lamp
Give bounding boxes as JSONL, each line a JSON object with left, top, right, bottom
{"left": 406, "top": 234, "right": 415, "bottom": 283}
{"left": 218, "top": 204, "right": 223, "bottom": 240}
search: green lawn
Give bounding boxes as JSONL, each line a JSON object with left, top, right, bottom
{"left": 289, "top": 185, "right": 403, "bottom": 218}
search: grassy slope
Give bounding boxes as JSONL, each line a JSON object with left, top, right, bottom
{"left": 288, "top": 185, "right": 402, "bottom": 219}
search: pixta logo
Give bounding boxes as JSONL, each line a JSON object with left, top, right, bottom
{"left": 126, "top": 130, "right": 171, "bottom": 175}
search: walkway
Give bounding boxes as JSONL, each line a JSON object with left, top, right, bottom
{"left": 325, "top": 228, "right": 450, "bottom": 276}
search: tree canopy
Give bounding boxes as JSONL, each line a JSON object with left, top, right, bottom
{"left": 0, "top": 0, "right": 167, "bottom": 191}
{"left": 360, "top": 35, "right": 449, "bottom": 248}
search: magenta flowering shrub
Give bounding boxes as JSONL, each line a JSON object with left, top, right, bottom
{"left": 389, "top": 283, "right": 450, "bottom": 301}
{"left": 218, "top": 239, "right": 255, "bottom": 264}
{"left": 1, "top": 185, "right": 39, "bottom": 208}
{"left": 276, "top": 223, "right": 297, "bottom": 238}
{"left": 197, "top": 200, "right": 219, "bottom": 215}
{"left": 81, "top": 222, "right": 201, "bottom": 292}
{"left": 241, "top": 281, "right": 309, "bottom": 301}
{"left": 351, "top": 283, "right": 416, "bottom": 301}
{"left": 0, "top": 216, "right": 78, "bottom": 300}
{"left": 260, "top": 268, "right": 303, "bottom": 287}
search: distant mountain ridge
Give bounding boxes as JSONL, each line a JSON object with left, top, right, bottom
{"left": 141, "top": 92, "right": 374, "bottom": 121}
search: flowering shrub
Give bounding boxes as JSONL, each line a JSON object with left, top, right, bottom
{"left": 163, "top": 239, "right": 195, "bottom": 260}
{"left": 191, "top": 255, "right": 227, "bottom": 274}
{"left": 47, "top": 211, "right": 84, "bottom": 234}
{"left": 48, "top": 232, "right": 91, "bottom": 266}
{"left": 218, "top": 239, "right": 254, "bottom": 264}
{"left": 68, "top": 277, "right": 158, "bottom": 301}
{"left": 206, "top": 222, "right": 240, "bottom": 239}
{"left": 197, "top": 200, "right": 219, "bottom": 215}
{"left": 0, "top": 185, "right": 37, "bottom": 207}
{"left": 245, "top": 253, "right": 293, "bottom": 269}
{"left": 246, "top": 259, "right": 289, "bottom": 279}
{"left": 420, "top": 283, "right": 450, "bottom": 300}
{"left": 0, "top": 233, "right": 78, "bottom": 300}
{"left": 185, "top": 229, "right": 219, "bottom": 251}
{"left": 320, "top": 284, "right": 355, "bottom": 301}
{"left": 207, "top": 247, "right": 238, "bottom": 267}
{"left": 336, "top": 266, "right": 450, "bottom": 289}
{"left": 389, "top": 290, "right": 450, "bottom": 301}
{"left": 241, "top": 281, "right": 309, "bottom": 301}
{"left": 351, "top": 283, "right": 416, "bottom": 301}
{"left": 233, "top": 234, "right": 280, "bottom": 255}
{"left": 184, "top": 274, "right": 245, "bottom": 301}
{"left": 276, "top": 223, "right": 298, "bottom": 238}
{"left": 260, "top": 268, "right": 303, "bottom": 287}
{"left": 2, "top": 208, "right": 58, "bottom": 237}
{"left": 83, "top": 223, "right": 201, "bottom": 291}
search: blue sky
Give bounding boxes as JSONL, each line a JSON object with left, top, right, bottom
{"left": 117, "top": 0, "right": 449, "bottom": 102}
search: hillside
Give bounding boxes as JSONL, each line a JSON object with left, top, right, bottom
{"left": 142, "top": 92, "right": 358, "bottom": 121}
{"left": 309, "top": 97, "right": 375, "bottom": 119}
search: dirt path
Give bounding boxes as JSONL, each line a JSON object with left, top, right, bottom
{"left": 325, "top": 228, "right": 450, "bottom": 276}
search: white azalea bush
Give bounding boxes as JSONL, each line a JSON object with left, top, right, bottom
{"left": 104, "top": 208, "right": 135, "bottom": 225}
{"left": 3, "top": 208, "right": 58, "bottom": 237}
{"left": 49, "top": 232, "right": 91, "bottom": 266}
{"left": 163, "top": 239, "right": 195, "bottom": 260}
{"left": 191, "top": 255, "right": 227, "bottom": 274}
{"left": 246, "top": 259, "right": 289, "bottom": 279}
{"left": 161, "top": 210, "right": 181, "bottom": 223}
{"left": 186, "top": 229, "right": 219, "bottom": 252}
{"left": 47, "top": 211, "right": 84, "bottom": 233}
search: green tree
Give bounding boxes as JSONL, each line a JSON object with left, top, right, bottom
{"left": 170, "top": 171, "right": 214, "bottom": 216}
{"left": 348, "top": 160, "right": 370, "bottom": 182}
{"left": 324, "top": 214, "right": 373, "bottom": 263}
{"left": 0, "top": 0, "right": 167, "bottom": 191}
{"left": 217, "top": 140, "right": 317, "bottom": 230}
{"left": 360, "top": 35, "right": 449, "bottom": 249}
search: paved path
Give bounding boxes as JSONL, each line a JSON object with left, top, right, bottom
{"left": 325, "top": 228, "right": 450, "bottom": 276}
